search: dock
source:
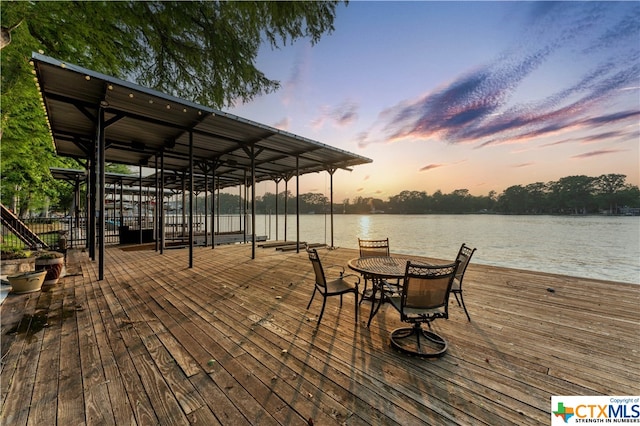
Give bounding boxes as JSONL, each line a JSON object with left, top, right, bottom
{"left": 1, "top": 244, "right": 638, "bottom": 425}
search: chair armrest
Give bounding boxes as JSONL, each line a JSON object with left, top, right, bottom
{"left": 340, "top": 273, "right": 361, "bottom": 284}
{"left": 324, "top": 264, "right": 345, "bottom": 275}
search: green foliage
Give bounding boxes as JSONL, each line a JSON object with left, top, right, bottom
{"left": 105, "top": 163, "right": 134, "bottom": 175}
{"left": 36, "top": 251, "right": 64, "bottom": 259}
{"left": 0, "top": 246, "right": 32, "bottom": 260}
{"left": 1, "top": 235, "right": 26, "bottom": 253}
{"left": 497, "top": 174, "right": 639, "bottom": 214}
{"left": 1, "top": 1, "right": 342, "bottom": 107}
{"left": 1, "top": 1, "right": 343, "bottom": 215}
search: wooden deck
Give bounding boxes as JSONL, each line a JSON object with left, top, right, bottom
{"left": 1, "top": 244, "right": 639, "bottom": 425}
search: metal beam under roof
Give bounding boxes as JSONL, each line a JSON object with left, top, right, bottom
{"left": 50, "top": 167, "right": 230, "bottom": 194}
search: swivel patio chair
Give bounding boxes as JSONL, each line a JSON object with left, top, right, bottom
{"left": 306, "top": 246, "right": 360, "bottom": 326}
{"left": 387, "top": 261, "right": 459, "bottom": 358}
{"left": 451, "top": 243, "right": 476, "bottom": 321}
{"left": 358, "top": 238, "right": 398, "bottom": 304}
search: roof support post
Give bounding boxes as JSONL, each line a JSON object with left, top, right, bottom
{"left": 89, "top": 154, "right": 96, "bottom": 260}
{"left": 160, "top": 150, "right": 165, "bottom": 254}
{"left": 146, "top": 187, "right": 150, "bottom": 232}
{"left": 296, "top": 156, "right": 300, "bottom": 254}
{"left": 97, "top": 106, "right": 105, "bottom": 281}
{"left": 251, "top": 145, "right": 256, "bottom": 259}
{"left": 85, "top": 162, "right": 91, "bottom": 252}
{"left": 239, "top": 183, "right": 243, "bottom": 238}
{"left": 154, "top": 156, "right": 159, "bottom": 251}
{"left": 216, "top": 177, "right": 220, "bottom": 244}
{"left": 210, "top": 161, "right": 216, "bottom": 249}
{"left": 274, "top": 178, "right": 280, "bottom": 241}
{"left": 243, "top": 171, "right": 247, "bottom": 243}
{"left": 119, "top": 178, "right": 124, "bottom": 234}
{"left": 139, "top": 164, "right": 143, "bottom": 244}
{"left": 203, "top": 164, "right": 209, "bottom": 247}
{"left": 189, "top": 131, "right": 194, "bottom": 269}
{"left": 194, "top": 191, "right": 198, "bottom": 235}
{"left": 328, "top": 168, "right": 337, "bottom": 249}
{"left": 284, "top": 178, "right": 288, "bottom": 241}
{"left": 112, "top": 180, "right": 116, "bottom": 234}
{"left": 181, "top": 173, "right": 187, "bottom": 237}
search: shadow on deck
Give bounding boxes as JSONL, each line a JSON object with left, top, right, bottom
{"left": 1, "top": 244, "right": 638, "bottom": 425}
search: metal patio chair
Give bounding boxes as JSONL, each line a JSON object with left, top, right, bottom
{"left": 387, "top": 261, "right": 459, "bottom": 358}
{"left": 451, "top": 243, "right": 477, "bottom": 321}
{"left": 306, "top": 246, "right": 360, "bottom": 326}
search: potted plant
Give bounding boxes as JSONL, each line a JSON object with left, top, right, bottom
{"left": 7, "top": 270, "right": 47, "bottom": 294}
{"left": 35, "top": 251, "right": 65, "bottom": 286}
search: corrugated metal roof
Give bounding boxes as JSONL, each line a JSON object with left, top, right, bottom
{"left": 33, "top": 53, "right": 372, "bottom": 189}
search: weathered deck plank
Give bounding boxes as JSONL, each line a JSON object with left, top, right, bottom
{"left": 1, "top": 244, "right": 638, "bottom": 425}
{"left": 57, "top": 274, "right": 87, "bottom": 425}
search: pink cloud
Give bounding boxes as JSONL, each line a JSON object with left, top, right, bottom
{"left": 571, "top": 149, "right": 625, "bottom": 159}
{"left": 541, "top": 138, "right": 574, "bottom": 148}
{"left": 312, "top": 100, "right": 359, "bottom": 130}
{"left": 282, "top": 45, "right": 311, "bottom": 106}
{"left": 273, "top": 117, "right": 290, "bottom": 131}
{"left": 581, "top": 131, "right": 626, "bottom": 143}
{"left": 419, "top": 164, "right": 443, "bottom": 172}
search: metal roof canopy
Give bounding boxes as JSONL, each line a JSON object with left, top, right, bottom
{"left": 34, "top": 53, "right": 371, "bottom": 279}
{"left": 32, "top": 53, "right": 371, "bottom": 188}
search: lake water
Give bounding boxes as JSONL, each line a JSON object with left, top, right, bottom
{"left": 242, "top": 214, "right": 640, "bottom": 284}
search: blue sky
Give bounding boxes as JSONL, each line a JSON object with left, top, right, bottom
{"left": 225, "top": 1, "right": 640, "bottom": 201}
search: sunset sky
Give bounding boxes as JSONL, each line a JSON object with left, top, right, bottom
{"left": 225, "top": 1, "right": 640, "bottom": 202}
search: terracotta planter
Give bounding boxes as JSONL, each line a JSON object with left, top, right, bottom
{"left": 7, "top": 271, "right": 47, "bottom": 294}
{"left": 35, "top": 255, "right": 65, "bottom": 286}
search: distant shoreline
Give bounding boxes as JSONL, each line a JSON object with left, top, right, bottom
{"left": 250, "top": 212, "right": 640, "bottom": 217}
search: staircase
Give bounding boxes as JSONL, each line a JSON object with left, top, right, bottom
{"left": 0, "top": 203, "right": 49, "bottom": 249}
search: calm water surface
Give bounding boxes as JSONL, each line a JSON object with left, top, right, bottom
{"left": 247, "top": 214, "right": 640, "bottom": 284}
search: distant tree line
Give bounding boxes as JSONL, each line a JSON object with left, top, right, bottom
{"left": 194, "top": 174, "right": 639, "bottom": 216}
{"left": 494, "top": 174, "right": 639, "bottom": 215}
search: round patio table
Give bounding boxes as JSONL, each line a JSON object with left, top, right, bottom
{"left": 347, "top": 256, "right": 416, "bottom": 327}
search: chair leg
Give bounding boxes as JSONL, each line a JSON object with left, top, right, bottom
{"left": 458, "top": 292, "right": 471, "bottom": 321}
{"left": 453, "top": 291, "right": 462, "bottom": 307}
{"left": 339, "top": 294, "right": 343, "bottom": 307}
{"left": 317, "top": 297, "right": 327, "bottom": 325}
{"left": 306, "top": 287, "right": 317, "bottom": 310}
